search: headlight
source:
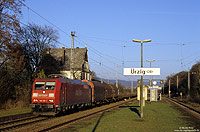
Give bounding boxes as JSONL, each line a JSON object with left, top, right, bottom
{"left": 49, "top": 100, "right": 54, "bottom": 102}
{"left": 49, "top": 93, "right": 54, "bottom": 97}
{"left": 33, "top": 93, "right": 38, "bottom": 97}
{"left": 33, "top": 99, "right": 38, "bottom": 102}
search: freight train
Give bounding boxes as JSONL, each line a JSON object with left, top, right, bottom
{"left": 30, "top": 77, "right": 134, "bottom": 115}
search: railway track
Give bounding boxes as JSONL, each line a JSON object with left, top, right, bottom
{"left": 0, "top": 115, "right": 38, "bottom": 126}
{"left": 0, "top": 112, "right": 33, "bottom": 123}
{"left": 6, "top": 98, "right": 136, "bottom": 132}
{"left": 166, "top": 97, "right": 200, "bottom": 119}
{"left": 39, "top": 98, "right": 137, "bottom": 132}
{"left": 2, "top": 97, "right": 198, "bottom": 132}
{"left": 0, "top": 115, "right": 54, "bottom": 131}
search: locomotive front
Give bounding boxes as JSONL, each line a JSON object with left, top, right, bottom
{"left": 30, "top": 79, "right": 58, "bottom": 113}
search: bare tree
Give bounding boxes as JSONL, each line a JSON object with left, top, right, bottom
{"left": 18, "top": 23, "right": 58, "bottom": 80}
{"left": 0, "top": 0, "right": 25, "bottom": 66}
{"left": 0, "top": 0, "right": 25, "bottom": 107}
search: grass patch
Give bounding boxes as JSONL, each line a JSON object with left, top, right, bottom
{"left": 60, "top": 100, "right": 199, "bottom": 132}
{"left": 0, "top": 107, "right": 32, "bottom": 117}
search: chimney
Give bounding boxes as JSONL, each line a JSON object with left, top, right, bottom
{"left": 62, "top": 47, "right": 65, "bottom": 64}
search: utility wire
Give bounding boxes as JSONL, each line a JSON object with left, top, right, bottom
{"left": 1, "top": 13, "right": 67, "bottom": 48}
{"left": 23, "top": 6, "right": 121, "bottom": 79}
{"left": 75, "top": 37, "right": 122, "bottom": 63}
{"left": 23, "top": 4, "right": 200, "bottom": 68}
{"left": 23, "top": 4, "right": 71, "bottom": 38}
{"left": 185, "top": 55, "right": 200, "bottom": 66}
{"left": 20, "top": 4, "right": 200, "bottom": 80}
{"left": 23, "top": 5, "right": 121, "bottom": 67}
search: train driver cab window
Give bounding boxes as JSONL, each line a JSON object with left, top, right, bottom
{"left": 45, "top": 82, "right": 56, "bottom": 90}
{"left": 35, "top": 82, "right": 45, "bottom": 90}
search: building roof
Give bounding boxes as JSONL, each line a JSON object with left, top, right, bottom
{"left": 49, "top": 47, "right": 88, "bottom": 71}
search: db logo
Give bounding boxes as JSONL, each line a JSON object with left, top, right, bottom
{"left": 147, "top": 70, "right": 153, "bottom": 73}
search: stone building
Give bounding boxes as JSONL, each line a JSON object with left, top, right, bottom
{"left": 47, "top": 47, "right": 90, "bottom": 80}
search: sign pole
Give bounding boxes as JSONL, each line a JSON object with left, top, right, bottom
{"left": 131, "top": 39, "right": 152, "bottom": 118}
{"left": 169, "top": 79, "right": 171, "bottom": 98}
{"left": 140, "top": 42, "right": 144, "bottom": 118}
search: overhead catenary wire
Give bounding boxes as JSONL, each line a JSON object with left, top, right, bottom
{"left": 23, "top": 4, "right": 71, "bottom": 38}
{"left": 185, "top": 55, "right": 200, "bottom": 66}
{"left": 19, "top": 5, "right": 127, "bottom": 81}
{"left": 18, "top": 4, "right": 200, "bottom": 80}
{"left": 23, "top": 5, "right": 121, "bottom": 67}
{"left": 89, "top": 57, "right": 127, "bottom": 80}
{"left": 79, "top": 34, "right": 200, "bottom": 46}
{"left": 75, "top": 36, "right": 122, "bottom": 63}
{"left": 1, "top": 12, "right": 68, "bottom": 49}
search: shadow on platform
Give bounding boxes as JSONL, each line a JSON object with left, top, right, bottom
{"left": 129, "top": 107, "right": 140, "bottom": 117}
{"left": 119, "top": 106, "right": 140, "bottom": 117}
{"left": 119, "top": 105, "right": 139, "bottom": 108}
{"left": 92, "top": 111, "right": 105, "bottom": 132}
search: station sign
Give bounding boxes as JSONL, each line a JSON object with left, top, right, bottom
{"left": 123, "top": 68, "right": 160, "bottom": 76}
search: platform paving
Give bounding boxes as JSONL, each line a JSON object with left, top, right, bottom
{"left": 60, "top": 98, "right": 200, "bottom": 132}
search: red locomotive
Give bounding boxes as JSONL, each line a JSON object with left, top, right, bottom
{"left": 30, "top": 78, "right": 134, "bottom": 115}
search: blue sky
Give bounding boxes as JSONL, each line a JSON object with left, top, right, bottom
{"left": 21, "top": 0, "right": 200, "bottom": 81}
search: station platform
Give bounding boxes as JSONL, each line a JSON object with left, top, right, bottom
{"left": 60, "top": 98, "right": 200, "bottom": 132}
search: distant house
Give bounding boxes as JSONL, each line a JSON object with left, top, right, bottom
{"left": 47, "top": 47, "right": 91, "bottom": 80}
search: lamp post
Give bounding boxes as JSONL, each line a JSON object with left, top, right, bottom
{"left": 132, "top": 39, "right": 151, "bottom": 118}
{"left": 146, "top": 59, "right": 155, "bottom": 102}
{"left": 146, "top": 60, "right": 155, "bottom": 85}
{"left": 146, "top": 60, "right": 155, "bottom": 68}
{"left": 169, "top": 79, "right": 171, "bottom": 98}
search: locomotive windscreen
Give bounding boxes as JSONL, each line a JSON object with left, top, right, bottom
{"left": 34, "top": 81, "right": 55, "bottom": 90}
{"left": 45, "top": 82, "right": 55, "bottom": 90}
{"left": 34, "top": 82, "right": 45, "bottom": 90}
